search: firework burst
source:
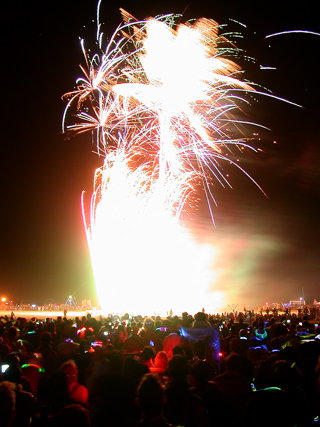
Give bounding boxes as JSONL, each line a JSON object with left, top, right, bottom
{"left": 63, "top": 9, "right": 269, "bottom": 315}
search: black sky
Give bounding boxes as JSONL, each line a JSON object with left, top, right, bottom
{"left": 1, "top": 0, "right": 319, "bottom": 308}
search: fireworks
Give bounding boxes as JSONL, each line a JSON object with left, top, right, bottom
{"left": 63, "top": 9, "right": 268, "bottom": 315}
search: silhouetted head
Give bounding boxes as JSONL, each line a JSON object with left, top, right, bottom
{"left": 137, "top": 373, "right": 165, "bottom": 419}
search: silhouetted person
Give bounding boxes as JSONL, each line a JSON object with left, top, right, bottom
{"left": 61, "top": 359, "right": 88, "bottom": 405}
{"left": 0, "top": 381, "right": 16, "bottom": 427}
{"left": 163, "top": 355, "right": 210, "bottom": 427}
{"left": 137, "top": 373, "right": 172, "bottom": 426}
{"left": 35, "top": 331, "right": 57, "bottom": 376}
{"left": 212, "top": 353, "right": 253, "bottom": 425}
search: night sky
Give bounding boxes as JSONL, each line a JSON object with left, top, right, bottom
{"left": 1, "top": 0, "right": 319, "bottom": 309}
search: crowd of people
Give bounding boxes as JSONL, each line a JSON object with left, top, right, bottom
{"left": 0, "top": 308, "right": 320, "bottom": 426}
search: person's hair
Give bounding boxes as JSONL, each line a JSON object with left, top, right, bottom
{"left": 225, "top": 353, "right": 243, "bottom": 372}
{"left": 172, "top": 346, "right": 185, "bottom": 357}
{"left": 57, "top": 404, "right": 91, "bottom": 426}
{"left": 164, "top": 354, "right": 189, "bottom": 379}
{"left": 137, "top": 373, "right": 165, "bottom": 419}
{"left": 194, "top": 312, "right": 206, "bottom": 322}
{"left": 8, "top": 326, "right": 18, "bottom": 341}
{"left": 154, "top": 351, "right": 168, "bottom": 370}
{"left": 143, "top": 317, "right": 155, "bottom": 329}
{"left": 230, "top": 325, "right": 238, "bottom": 335}
{"left": 40, "top": 331, "right": 52, "bottom": 346}
{"left": 141, "top": 346, "right": 156, "bottom": 361}
{"left": 230, "top": 337, "right": 242, "bottom": 354}
{"left": 61, "top": 360, "right": 78, "bottom": 384}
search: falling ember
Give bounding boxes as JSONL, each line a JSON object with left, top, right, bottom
{"left": 63, "top": 8, "right": 268, "bottom": 315}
